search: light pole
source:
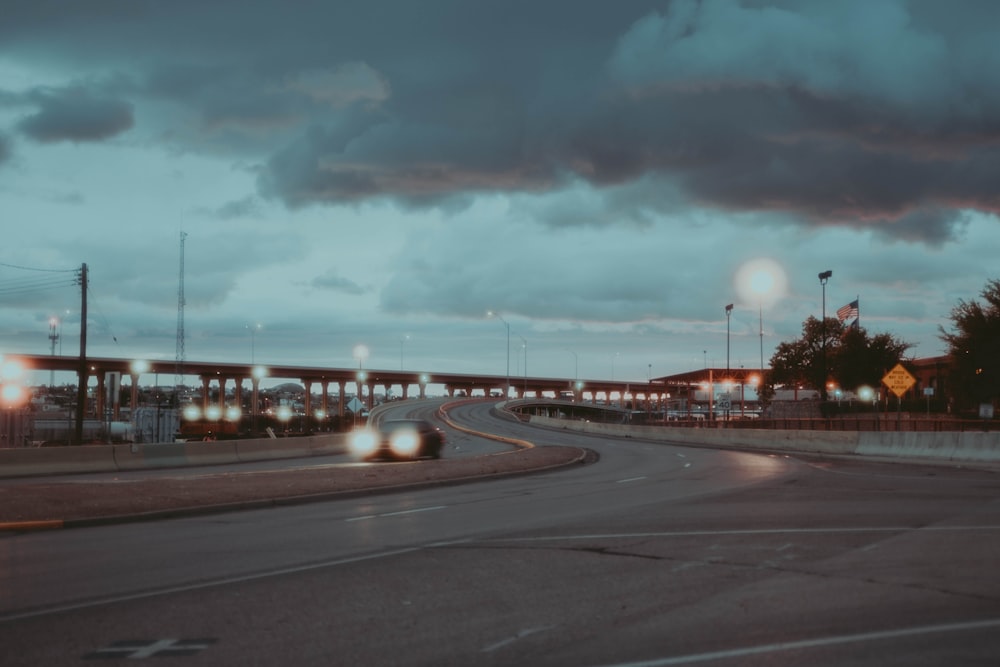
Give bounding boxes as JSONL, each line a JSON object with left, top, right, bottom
{"left": 487, "top": 311, "right": 510, "bottom": 399}
{"left": 246, "top": 323, "right": 261, "bottom": 364}
{"left": 725, "top": 304, "right": 733, "bottom": 374}
{"left": 818, "top": 270, "right": 832, "bottom": 400}
{"left": 725, "top": 304, "right": 734, "bottom": 421}
{"left": 353, "top": 344, "right": 369, "bottom": 370}
{"left": 518, "top": 335, "right": 528, "bottom": 396}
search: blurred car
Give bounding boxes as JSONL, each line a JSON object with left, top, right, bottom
{"left": 349, "top": 419, "right": 446, "bottom": 461}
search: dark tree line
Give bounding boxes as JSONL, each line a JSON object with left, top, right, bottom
{"left": 766, "top": 317, "right": 911, "bottom": 401}
{"left": 762, "top": 277, "right": 999, "bottom": 414}
{"left": 939, "top": 278, "right": 1000, "bottom": 410}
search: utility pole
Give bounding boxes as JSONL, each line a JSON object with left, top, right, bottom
{"left": 48, "top": 317, "right": 60, "bottom": 387}
{"left": 74, "top": 263, "right": 88, "bottom": 445}
{"left": 176, "top": 231, "right": 187, "bottom": 389}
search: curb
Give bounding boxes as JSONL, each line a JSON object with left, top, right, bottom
{"left": 0, "top": 446, "right": 595, "bottom": 534}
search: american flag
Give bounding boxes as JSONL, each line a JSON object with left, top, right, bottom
{"left": 837, "top": 299, "right": 859, "bottom": 322}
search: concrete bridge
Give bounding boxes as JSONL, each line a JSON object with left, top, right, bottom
{"left": 5, "top": 353, "right": 700, "bottom": 421}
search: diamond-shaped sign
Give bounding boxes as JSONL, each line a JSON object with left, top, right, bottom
{"left": 882, "top": 363, "right": 916, "bottom": 398}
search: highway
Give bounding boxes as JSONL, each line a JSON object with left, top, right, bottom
{"left": 2, "top": 399, "right": 999, "bottom": 665}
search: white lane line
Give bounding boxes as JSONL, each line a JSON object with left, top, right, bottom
{"left": 484, "top": 524, "right": 1000, "bottom": 543}
{"left": 617, "top": 476, "right": 647, "bottom": 484}
{"left": 595, "top": 617, "right": 1000, "bottom": 666}
{"left": 346, "top": 505, "right": 447, "bottom": 522}
{"left": 0, "top": 544, "right": 443, "bottom": 623}
{"left": 482, "top": 625, "right": 557, "bottom": 653}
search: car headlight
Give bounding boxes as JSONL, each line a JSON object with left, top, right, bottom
{"left": 349, "top": 429, "right": 378, "bottom": 457}
{"left": 389, "top": 429, "right": 421, "bottom": 457}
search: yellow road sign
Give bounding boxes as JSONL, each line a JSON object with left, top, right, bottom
{"left": 882, "top": 363, "right": 916, "bottom": 398}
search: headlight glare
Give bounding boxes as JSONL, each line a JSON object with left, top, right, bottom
{"left": 389, "top": 429, "right": 420, "bottom": 457}
{"left": 350, "top": 429, "right": 378, "bottom": 457}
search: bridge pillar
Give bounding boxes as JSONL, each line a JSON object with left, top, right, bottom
{"left": 366, "top": 381, "right": 375, "bottom": 410}
{"left": 251, "top": 376, "right": 261, "bottom": 435}
{"left": 129, "top": 373, "right": 140, "bottom": 417}
{"left": 419, "top": 381, "right": 427, "bottom": 399}
{"left": 234, "top": 380, "right": 243, "bottom": 416}
{"left": 321, "top": 381, "right": 329, "bottom": 416}
{"left": 218, "top": 377, "right": 227, "bottom": 410}
{"left": 95, "top": 371, "right": 106, "bottom": 423}
{"left": 401, "top": 384, "right": 409, "bottom": 400}
{"left": 201, "top": 376, "right": 211, "bottom": 412}
{"left": 338, "top": 381, "right": 346, "bottom": 417}
{"left": 303, "top": 380, "right": 312, "bottom": 417}
{"left": 382, "top": 383, "right": 391, "bottom": 403}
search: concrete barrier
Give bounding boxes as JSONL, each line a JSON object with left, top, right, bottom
{"left": 235, "top": 434, "right": 347, "bottom": 462}
{"left": 0, "top": 433, "right": 350, "bottom": 478}
{"left": 527, "top": 414, "right": 1000, "bottom": 467}
{"left": 113, "top": 441, "right": 241, "bottom": 471}
{"left": 0, "top": 445, "right": 117, "bottom": 477}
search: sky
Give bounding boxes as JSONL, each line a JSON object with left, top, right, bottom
{"left": 2, "top": 0, "right": 999, "bottom": 389}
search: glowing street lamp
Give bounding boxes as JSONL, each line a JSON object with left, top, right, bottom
{"left": 129, "top": 359, "right": 150, "bottom": 413}
{"left": 353, "top": 344, "right": 369, "bottom": 369}
{"left": 736, "top": 258, "right": 788, "bottom": 374}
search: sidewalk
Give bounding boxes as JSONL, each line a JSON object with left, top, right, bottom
{"left": 0, "top": 445, "right": 591, "bottom": 530}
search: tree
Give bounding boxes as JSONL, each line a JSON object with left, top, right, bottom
{"left": 768, "top": 316, "right": 911, "bottom": 397}
{"left": 769, "top": 316, "right": 843, "bottom": 395}
{"left": 838, "top": 326, "right": 912, "bottom": 392}
{"left": 939, "top": 278, "right": 1000, "bottom": 410}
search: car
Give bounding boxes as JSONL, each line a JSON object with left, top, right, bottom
{"left": 349, "top": 419, "right": 446, "bottom": 461}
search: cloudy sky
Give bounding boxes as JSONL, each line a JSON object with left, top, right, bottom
{"left": 2, "top": 0, "right": 998, "bottom": 388}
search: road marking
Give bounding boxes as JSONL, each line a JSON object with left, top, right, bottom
{"left": 484, "top": 524, "right": 1000, "bottom": 543}
{"left": 617, "top": 476, "right": 647, "bottom": 484}
{"left": 83, "top": 638, "right": 217, "bottom": 659}
{"left": 0, "top": 543, "right": 471, "bottom": 623}
{"left": 345, "top": 505, "right": 447, "bottom": 522}
{"left": 595, "top": 617, "right": 1000, "bottom": 666}
{"left": 482, "top": 625, "right": 556, "bottom": 653}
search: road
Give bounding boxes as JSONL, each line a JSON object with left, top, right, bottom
{"left": 2, "top": 399, "right": 999, "bottom": 665}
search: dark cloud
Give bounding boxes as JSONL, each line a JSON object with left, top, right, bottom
{"left": 310, "top": 270, "right": 366, "bottom": 295}
{"left": 18, "top": 87, "right": 133, "bottom": 143}
{"left": 0, "top": 133, "right": 10, "bottom": 165}
{"left": 214, "top": 197, "right": 263, "bottom": 220}
{"left": 4, "top": 0, "right": 1000, "bottom": 245}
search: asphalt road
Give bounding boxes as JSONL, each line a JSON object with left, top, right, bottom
{"left": 2, "top": 400, "right": 999, "bottom": 666}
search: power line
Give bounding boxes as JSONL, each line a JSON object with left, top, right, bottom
{"left": 0, "top": 261, "right": 77, "bottom": 273}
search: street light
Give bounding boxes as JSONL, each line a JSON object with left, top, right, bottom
{"left": 487, "top": 311, "right": 510, "bottom": 399}
{"left": 246, "top": 323, "right": 262, "bottom": 364}
{"left": 818, "top": 270, "right": 832, "bottom": 400}
{"left": 725, "top": 304, "right": 734, "bottom": 374}
{"left": 518, "top": 335, "right": 528, "bottom": 396}
{"left": 725, "top": 304, "right": 733, "bottom": 421}
{"left": 353, "top": 344, "right": 369, "bottom": 369}
{"left": 400, "top": 334, "right": 410, "bottom": 371}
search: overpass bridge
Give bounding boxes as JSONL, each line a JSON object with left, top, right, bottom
{"left": 5, "top": 353, "right": 697, "bottom": 422}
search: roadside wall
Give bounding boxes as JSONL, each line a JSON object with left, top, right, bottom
{"left": 0, "top": 434, "right": 348, "bottom": 479}
{"left": 527, "top": 415, "right": 1000, "bottom": 467}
